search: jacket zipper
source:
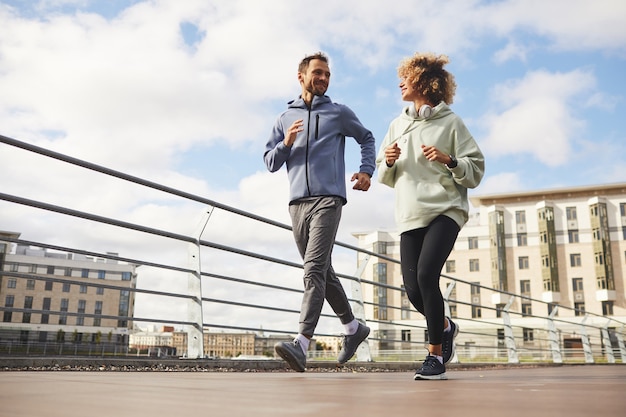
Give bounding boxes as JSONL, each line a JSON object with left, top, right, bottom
{"left": 304, "top": 109, "right": 312, "bottom": 196}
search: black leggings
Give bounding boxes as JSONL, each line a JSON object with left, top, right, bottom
{"left": 400, "top": 215, "right": 460, "bottom": 346}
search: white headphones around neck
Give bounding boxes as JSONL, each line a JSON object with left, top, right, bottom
{"left": 408, "top": 104, "right": 433, "bottom": 119}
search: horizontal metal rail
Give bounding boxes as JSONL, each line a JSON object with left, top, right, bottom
{"left": 1, "top": 134, "right": 624, "bottom": 363}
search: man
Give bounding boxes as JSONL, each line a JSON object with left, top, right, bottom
{"left": 264, "top": 52, "right": 375, "bottom": 372}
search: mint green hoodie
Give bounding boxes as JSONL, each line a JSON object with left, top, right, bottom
{"left": 376, "top": 102, "right": 484, "bottom": 233}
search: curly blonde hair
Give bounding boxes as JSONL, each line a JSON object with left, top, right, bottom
{"left": 397, "top": 52, "right": 456, "bottom": 105}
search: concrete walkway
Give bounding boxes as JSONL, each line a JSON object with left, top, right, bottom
{"left": 1, "top": 365, "right": 624, "bottom": 417}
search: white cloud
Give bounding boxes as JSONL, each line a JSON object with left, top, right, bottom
{"left": 481, "top": 69, "right": 596, "bottom": 166}
{"left": 493, "top": 41, "right": 529, "bottom": 64}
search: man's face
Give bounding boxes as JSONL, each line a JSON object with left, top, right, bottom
{"left": 299, "top": 59, "right": 330, "bottom": 96}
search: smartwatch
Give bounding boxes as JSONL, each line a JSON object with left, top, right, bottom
{"left": 446, "top": 155, "right": 458, "bottom": 169}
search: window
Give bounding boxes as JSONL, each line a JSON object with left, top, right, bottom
{"left": 98, "top": 270, "right": 106, "bottom": 279}
{"left": 495, "top": 303, "right": 505, "bottom": 318}
{"left": 445, "top": 260, "right": 456, "bottom": 273}
{"left": 41, "top": 297, "right": 51, "bottom": 325}
{"left": 548, "top": 303, "right": 558, "bottom": 316}
{"left": 568, "top": 230, "right": 579, "bottom": 243}
{"left": 518, "top": 256, "right": 529, "bottom": 270}
{"left": 469, "top": 259, "right": 480, "bottom": 272}
{"left": 373, "top": 263, "right": 388, "bottom": 321}
{"left": 64, "top": 267, "right": 72, "bottom": 277}
{"left": 572, "top": 277, "right": 583, "bottom": 292}
{"left": 47, "top": 265, "right": 55, "bottom": 274}
{"left": 449, "top": 304, "right": 457, "bottom": 318}
{"left": 7, "top": 279, "right": 16, "bottom": 289}
{"left": 570, "top": 253, "right": 581, "bottom": 267}
{"left": 468, "top": 236, "right": 479, "bottom": 250}
{"left": 520, "top": 280, "right": 531, "bottom": 295}
{"left": 517, "top": 233, "right": 527, "bottom": 246}
{"left": 497, "top": 329, "right": 505, "bottom": 345}
{"left": 620, "top": 202, "right": 626, "bottom": 217}
{"left": 63, "top": 283, "right": 71, "bottom": 292}
{"left": 592, "top": 228, "right": 602, "bottom": 241}
{"left": 401, "top": 330, "right": 411, "bottom": 342}
{"left": 523, "top": 328, "right": 534, "bottom": 342}
{"left": 94, "top": 301, "right": 103, "bottom": 315}
{"left": 26, "top": 279, "right": 35, "bottom": 290}
{"left": 22, "top": 296, "right": 33, "bottom": 323}
{"left": 3, "top": 295, "right": 14, "bottom": 322}
{"left": 471, "top": 305, "right": 482, "bottom": 318}
{"left": 59, "top": 298, "right": 69, "bottom": 325}
{"left": 5, "top": 295, "right": 14, "bottom": 307}
{"left": 574, "top": 302, "right": 585, "bottom": 316}
{"left": 122, "top": 272, "right": 132, "bottom": 281}
{"left": 522, "top": 303, "right": 532, "bottom": 316}
{"left": 45, "top": 280, "right": 53, "bottom": 291}
{"left": 566, "top": 207, "right": 577, "bottom": 221}
{"left": 471, "top": 283, "right": 481, "bottom": 295}
{"left": 81, "top": 269, "right": 89, "bottom": 278}
{"left": 595, "top": 252, "right": 604, "bottom": 266}
{"left": 373, "top": 241, "right": 387, "bottom": 254}
{"left": 602, "top": 301, "right": 614, "bottom": 316}
{"left": 80, "top": 285, "right": 88, "bottom": 294}
{"left": 77, "top": 300, "right": 86, "bottom": 326}
{"left": 515, "top": 210, "right": 526, "bottom": 224}
{"left": 96, "top": 287, "right": 104, "bottom": 295}
{"left": 118, "top": 290, "right": 130, "bottom": 327}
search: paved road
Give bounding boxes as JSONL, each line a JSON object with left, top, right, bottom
{"left": 1, "top": 365, "right": 624, "bottom": 417}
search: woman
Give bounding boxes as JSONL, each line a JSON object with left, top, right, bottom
{"left": 376, "top": 52, "right": 484, "bottom": 380}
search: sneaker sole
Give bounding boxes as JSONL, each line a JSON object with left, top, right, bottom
{"left": 275, "top": 345, "right": 305, "bottom": 372}
{"left": 414, "top": 372, "right": 447, "bottom": 380}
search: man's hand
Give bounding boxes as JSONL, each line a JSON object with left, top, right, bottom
{"left": 351, "top": 172, "right": 371, "bottom": 191}
{"left": 283, "top": 119, "right": 304, "bottom": 147}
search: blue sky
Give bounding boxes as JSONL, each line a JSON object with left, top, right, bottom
{"left": 1, "top": 0, "right": 625, "bottom": 331}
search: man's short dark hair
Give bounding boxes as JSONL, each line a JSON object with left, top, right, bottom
{"left": 298, "top": 52, "right": 329, "bottom": 73}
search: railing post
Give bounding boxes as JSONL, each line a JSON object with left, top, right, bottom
{"left": 351, "top": 254, "right": 371, "bottom": 362}
{"left": 579, "top": 315, "right": 594, "bottom": 363}
{"left": 502, "top": 296, "right": 519, "bottom": 364}
{"left": 185, "top": 207, "right": 213, "bottom": 359}
{"left": 547, "top": 306, "right": 563, "bottom": 364}
{"left": 442, "top": 282, "right": 459, "bottom": 363}
{"left": 602, "top": 320, "right": 615, "bottom": 363}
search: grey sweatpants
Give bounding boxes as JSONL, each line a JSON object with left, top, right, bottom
{"left": 289, "top": 196, "right": 355, "bottom": 337}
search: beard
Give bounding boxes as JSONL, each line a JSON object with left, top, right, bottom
{"left": 305, "top": 80, "right": 327, "bottom": 96}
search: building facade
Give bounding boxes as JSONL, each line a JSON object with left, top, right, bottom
{"left": 0, "top": 232, "right": 137, "bottom": 348}
{"left": 353, "top": 183, "right": 626, "bottom": 356}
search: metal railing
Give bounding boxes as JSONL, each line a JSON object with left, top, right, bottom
{"left": 1, "top": 133, "right": 625, "bottom": 364}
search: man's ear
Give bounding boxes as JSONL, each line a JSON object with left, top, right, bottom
{"left": 297, "top": 72, "right": 304, "bottom": 83}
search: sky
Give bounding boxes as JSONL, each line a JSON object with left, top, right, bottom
{"left": 1, "top": 0, "right": 626, "bottom": 336}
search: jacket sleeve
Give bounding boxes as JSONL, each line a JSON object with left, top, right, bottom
{"left": 448, "top": 123, "right": 485, "bottom": 189}
{"left": 375, "top": 126, "right": 398, "bottom": 188}
{"left": 341, "top": 105, "right": 376, "bottom": 176}
{"left": 263, "top": 119, "right": 291, "bottom": 172}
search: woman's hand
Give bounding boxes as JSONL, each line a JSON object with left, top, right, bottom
{"left": 385, "top": 142, "right": 401, "bottom": 167}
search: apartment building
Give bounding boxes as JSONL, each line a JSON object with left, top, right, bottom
{"left": 0, "top": 232, "right": 137, "bottom": 347}
{"left": 353, "top": 183, "right": 626, "bottom": 355}
{"left": 172, "top": 331, "right": 292, "bottom": 358}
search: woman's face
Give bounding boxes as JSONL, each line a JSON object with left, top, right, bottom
{"left": 399, "top": 76, "right": 419, "bottom": 102}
